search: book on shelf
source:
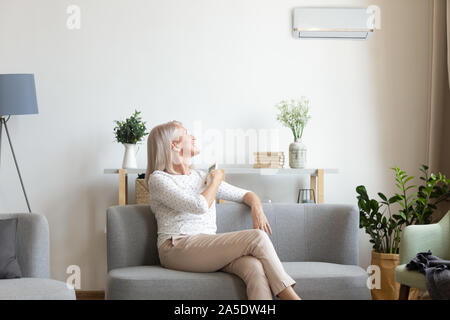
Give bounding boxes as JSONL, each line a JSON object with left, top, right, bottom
{"left": 254, "top": 156, "right": 285, "bottom": 161}
{"left": 253, "top": 163, "right": 284, "bottom": 168}
{"left": 254, "top": 155, "right": 284, "bottom": 159}
{"left": 255, "top": 154, "right": 285, "bottom": 157}
{"left": 254, "top": 160, "right": 285, "bottom": 165}
{"left": 253, "top": 152, "right": 285, "bottom": 168}
{"left": 253, "top": 151, "right": 284, "bottom": 156}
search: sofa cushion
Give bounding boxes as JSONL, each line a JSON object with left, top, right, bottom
{"left": 107, "top": 265, "right": 248, "bottom": 300}
{"left": 282, "top": 262, "right": 370, "bottom": 300}
{"left": 395, "top": 264, "right": 427, "bottom": 291}
{"left": 0, "top": 218, "right": 22, "bottom": 279}
{"left": 106, "top": 262, "right": 370, "bottom": 300}
{"left": 0, "top": 278, "right": 76, "bottom": 300}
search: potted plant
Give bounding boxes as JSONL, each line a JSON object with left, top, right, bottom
{"left": 113, "top": 110, "right": 148, "bottom": 169}
{"left": 357, "top": 165, "right": 450, "bottom": 300}
{"left": 275, "top": 97, "right": 311, "bottom": 168}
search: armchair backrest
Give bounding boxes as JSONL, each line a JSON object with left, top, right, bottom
{"left": 399, "top": 211, "right": 450, "bottom": 265}
{"left": 0, "top": 213, "right": 50, "bottom": 278}
{"left": 106, "top": 203, "right": 360, "bottom": 271}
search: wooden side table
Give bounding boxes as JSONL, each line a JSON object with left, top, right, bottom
{"left": 104, "top": 169, "right": 140, "bottom": 205}
{"left": 209, "top": 166, "right": 338, "bottom": 204}
{"left": 104, "top": 166, "right": 338, "bottom": 205}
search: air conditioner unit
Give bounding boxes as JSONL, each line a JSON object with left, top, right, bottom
{"left": 292, "top": 7, "right": 374, "bottom": 40}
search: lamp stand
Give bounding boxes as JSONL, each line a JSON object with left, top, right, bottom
{"left": 0, "top": 116, "right": 32, "bottom": 213}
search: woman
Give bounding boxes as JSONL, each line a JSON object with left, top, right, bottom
{"left": 145, "top": 120, "right": 301, "bottom": 300}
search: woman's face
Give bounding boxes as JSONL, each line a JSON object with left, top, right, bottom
{"left": 174, "top": 125, "right": 200, "bottom": 158}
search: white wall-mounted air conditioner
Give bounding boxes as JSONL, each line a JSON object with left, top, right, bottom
{"left": 292, "top": 7, "right": 374, "bottom": 40}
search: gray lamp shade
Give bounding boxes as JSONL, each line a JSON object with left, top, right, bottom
{"left": 0, "top": 74, "right": 38, "bottom": 116}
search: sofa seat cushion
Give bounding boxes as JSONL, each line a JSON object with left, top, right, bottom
{"left": 106, "top": 262, "right": 370, "bottom": 300}
{"left": 282, "top": 262, "right": 370, "bottom": 300}
{"left": 107, "top": 265, "right": 248, "bottom": 300}
{"left": 0, "top": 278, "right": 76, "bottom": 300}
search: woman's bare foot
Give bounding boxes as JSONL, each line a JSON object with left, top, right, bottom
{"left": 277, "top": 286, "right": 302, "bottom": 300}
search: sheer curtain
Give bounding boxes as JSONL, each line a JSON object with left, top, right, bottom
{"left": 428, "top": 0, "right": 450, "bottom": 221}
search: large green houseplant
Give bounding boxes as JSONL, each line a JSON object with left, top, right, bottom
{"left": 356, "top": 165, "right": 450, "bottom": 299}
{"left": 113, "top": 110, "right": 148, "bottom": 169}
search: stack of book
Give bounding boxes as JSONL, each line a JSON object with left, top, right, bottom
{"left": 253, "top": 152, "right": 285, "bottom": 168}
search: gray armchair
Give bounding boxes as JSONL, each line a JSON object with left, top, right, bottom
{"left": 106, "top": 203, "right": 370, "bottom": 300}
{"left": 0, "top": 213, "right": 76, "bottom": 300}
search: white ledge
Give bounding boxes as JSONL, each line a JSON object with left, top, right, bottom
{"left": 104, "top": 165, "right": 339, "bottom": 176}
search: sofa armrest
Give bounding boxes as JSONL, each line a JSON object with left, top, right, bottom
{"left": 303, "top": 204, "right": 360, "bottom": 265}
{"left": 106, "top": 205, "right": 159, "bottom": 271}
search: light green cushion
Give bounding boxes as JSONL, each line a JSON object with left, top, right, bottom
{"left": 395, "top": 264, "right": 427, "bottom": 290}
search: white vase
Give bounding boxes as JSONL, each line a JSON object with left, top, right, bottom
{"left": 289, "top": 140, "right": 307, "bottom": 168}
{"left": 122, "top": 143, "right": 138, "bottom": 169}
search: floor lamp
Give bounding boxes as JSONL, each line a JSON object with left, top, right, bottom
{"left": 0, "top": 74, "right": 39, "bottom": 213}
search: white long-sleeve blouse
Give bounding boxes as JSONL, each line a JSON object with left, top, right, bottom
{"left": 147, "top": 169, "right": 250, "bottom": 249}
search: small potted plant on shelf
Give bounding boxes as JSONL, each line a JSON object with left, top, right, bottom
{"left": 113, "top": 109, "right": 148, "bottom": 169}
{"left": 275, "top": 97, "right": 311, "bottom": 168}
{"left": 356, "top": 165, "right": 450, "bottom": 300}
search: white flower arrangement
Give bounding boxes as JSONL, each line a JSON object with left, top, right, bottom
{"left": 275, "top": 97, "right": 311, "bottom": 142}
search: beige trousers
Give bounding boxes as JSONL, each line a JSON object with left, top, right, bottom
{"left": 158, "top": 228, "right": 296, "bottom": 300}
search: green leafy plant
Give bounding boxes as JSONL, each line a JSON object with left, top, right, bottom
{"left": 357, "top": 165, "right": 450, "bottom": 254}
{"left": 113, "top": 110, "right": 148, "bottom": 144}
{"left": 275, "top": 97, "right": 311, "bottom": 142}
{"left": 413, "top": 165, "right": 450, "bottom": 224}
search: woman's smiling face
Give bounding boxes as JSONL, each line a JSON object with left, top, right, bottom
{"left": 175, "top": 124, "right": 200, "bottom": 158}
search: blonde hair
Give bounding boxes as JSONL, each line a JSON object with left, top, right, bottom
{"left": 145, "top": 120, "right": 183, "bottom": 185}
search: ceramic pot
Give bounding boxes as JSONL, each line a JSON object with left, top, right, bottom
{"left": 122, "top": 143, "right": 138, "bottom": 169}
{"left": 289, "top": 140, "right": 307, "bottom": 168}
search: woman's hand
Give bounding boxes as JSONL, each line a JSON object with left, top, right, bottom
{"left": 209, "top": 169, "right": 225, "bottom": 183}
{"left": 201, "top": 169, "right": 225, "bottom": 208}
{"left": 251, "top": 204, "right": 272, "bottom": 235}
{"left": 243, "top": 192, "right": 272, "bottom": 235}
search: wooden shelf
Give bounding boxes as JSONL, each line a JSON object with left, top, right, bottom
{"left": 104, "top": 165, "right": 338, "bottom": 206}
{"left": 104, "top": 166, "right": 338, "bottom": 176}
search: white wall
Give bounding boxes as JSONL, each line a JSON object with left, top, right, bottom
{"left": 0, "top": 0, "right": 432, "bottom": 290}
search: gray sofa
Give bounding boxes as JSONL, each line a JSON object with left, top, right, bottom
{"left": 0, "top": 213, "right": 76, "bottom": 300}
{"left": 106, "top": 203, "right": 370, "bottom": 300}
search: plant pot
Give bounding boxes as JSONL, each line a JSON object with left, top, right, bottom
{"left": 370, "top": 250, "right": 420, "bottom": 300}
{"left": 122, "top": 143, "right": 138, "bottom": 169}
{"left": 370, "top": 250, "right": 400, "bottom": 300}
{"left": 289, "top": 141, "right": 307, "bottom": 168}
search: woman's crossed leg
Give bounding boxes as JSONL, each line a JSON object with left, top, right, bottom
{"left": 158, "top": 228, "right": 297, "bottom": 299}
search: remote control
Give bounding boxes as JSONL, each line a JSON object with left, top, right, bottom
{"left": 205, "top": 163, "right": 217, "bottom": 185}
{"left": 208, "top": 163, "right": 217, "bottom": 173}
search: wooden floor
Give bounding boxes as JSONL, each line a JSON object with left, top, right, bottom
{"left": 75, "top": 290, "right": 105, "bottom": 300}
